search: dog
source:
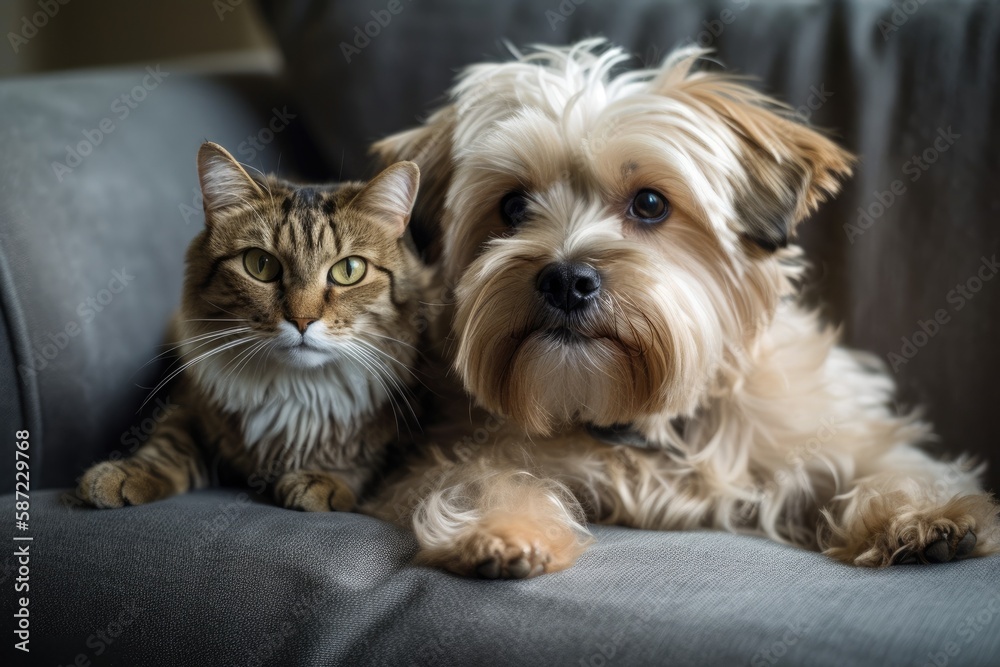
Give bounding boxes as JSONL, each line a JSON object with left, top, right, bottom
{"left": 364, "top": 39, "right": 999, "bottom": 578}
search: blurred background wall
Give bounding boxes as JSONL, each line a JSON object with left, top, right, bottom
{"left": 0, "top": 0, "right": 277, "bottom": 77}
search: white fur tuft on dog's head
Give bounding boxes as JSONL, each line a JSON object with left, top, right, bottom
{"left": 376, "top": 40, "right": 854, "bottom": 434}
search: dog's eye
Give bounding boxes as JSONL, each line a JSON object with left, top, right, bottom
{"left": 629, "top": 190, "right": 671, "bottom": 224}
{"left": 500, "top": 192, "right": 529, "bottom": 226}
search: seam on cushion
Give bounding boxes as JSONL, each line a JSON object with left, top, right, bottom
{"left": 0, "top": 233, "right": 44, "bottom": 484}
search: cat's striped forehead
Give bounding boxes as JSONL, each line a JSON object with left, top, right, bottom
{"left": 261, "top": 178, "right": 366, "bottom": 256}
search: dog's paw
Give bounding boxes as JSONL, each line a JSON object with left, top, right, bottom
{"left": 78, "top": 461, "right": 173, "bottom": 509}
{"left": 274, "top": 470, "right": 356, "bottom": 512}
{"left": 418, "top": 513, "right": 587, "bottom": 579}
{"left": 888, "top": 520, "right": 978, "bottom": 566}
{"left": 828, "top": 493, "right": 998, "bottom": 567}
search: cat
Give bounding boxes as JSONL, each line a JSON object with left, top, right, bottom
{"left": 77, "top": 141, "right": 436, "bottom": 511}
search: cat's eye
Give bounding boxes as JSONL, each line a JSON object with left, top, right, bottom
{"left": 243, "top": 248, "right": 282, "bottom": 282}
{"left": 330, "top": 256, "right": 367, "bottom": 286}
{"left": 628, "top": 189, "right": 671, "bottom": 224}
{"left": 500, "top": 192, "right": 529, "bottom": 227}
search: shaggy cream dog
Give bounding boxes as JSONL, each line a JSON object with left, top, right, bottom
{"left": 365, "top": 40, "right": 998, "bottom": 578}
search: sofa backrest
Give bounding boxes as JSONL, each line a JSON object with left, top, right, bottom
{"left": 259, "top": 0, "right": 1000, "bottom": 489}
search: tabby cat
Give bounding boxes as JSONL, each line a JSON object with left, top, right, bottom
{"left": 77, "top": 142, "right": 435, "bottom": 511}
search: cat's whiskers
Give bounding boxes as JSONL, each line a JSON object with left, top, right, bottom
{"left": 218, "top": 338, "right": 270, "bottom": 387}
{"left": 199, "top": 297, "right": 245, "bottom": 319}
{"left": 250, "top": 339, "right": 279, "bottom": 388}
{"left": 160, "top": 327, "right": 255, "bottom": 373}
{"left": 354, "top": 337, "right": 434, "bottom": 397}
{"left": 355, "top": 336, "right": 436, "bottom": 394}
{"left": 135, "top": 326, "right": 253, "bottom": 374}
{"left": 181, "top": 318, "right": 251, "bottom": 323}
{"left": 138, "top": 336, "right": 257, "bottom": 413}
{"left": 346, "top": 341, "right": 419, "bottom": 432}
{"left": 339, "top": 344, "right": 404, "bottom": 437}
{"left": 229, "top": 191, "right": 273, "bottom": 230}
{"left": 353, "top": 338, "right": 410, "bottom": 373}
{"left": 244, "top": 163, "right": 280, "bottom": 219}
{"left": 361, "top": 331, "right": 421, "bottom": 353}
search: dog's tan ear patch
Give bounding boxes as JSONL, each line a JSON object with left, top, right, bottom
{"left": 653, "top": 51, "right": 854, "bottom": 251}
{"left": 724, "top": 109, "right": 855, "bottom": 251}
{"left": 371, "top": 106, "right": 457, "bottom": 260}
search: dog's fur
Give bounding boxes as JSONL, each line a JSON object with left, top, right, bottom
{"left": 364, "top": 40, "right": 999, "bottom": 577}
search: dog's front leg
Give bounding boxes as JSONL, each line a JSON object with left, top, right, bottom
{"left": 820, "top": 448, "right": 999, "bottom": 567}
{"left": 415, "top": 464, "right": 593, "bottom": 578}
{"left": 369, "top": 456, "right": 592, "bottom": 578}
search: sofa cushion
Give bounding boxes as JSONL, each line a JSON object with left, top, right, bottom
{"left": 18, "top": 489, "right": 1000, "bottom": 666}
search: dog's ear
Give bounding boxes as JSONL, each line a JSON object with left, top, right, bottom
{"left": 370, "top": 106, "right": 457, "bottom": 261}
{"left": 652, "top": 49, "right": 854, "bottom": 252}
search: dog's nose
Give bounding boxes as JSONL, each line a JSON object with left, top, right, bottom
{"left": 536, "top": 262, "right": 602, "bottom": 313}
{"left": 287, "top": 317, "right": 318, "bottom": 334}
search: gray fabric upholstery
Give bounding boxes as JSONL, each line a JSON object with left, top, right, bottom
{"left": 259, "top": 0, "right": 1000, "bottom": 491}
{"left": 3, "top": 2, "right": 1000, "bottom": 666}
{"left": 10, "top": 489, "right": 1000, "bottom": 666}
{"left": 0, "top": 67, "right": 321, "bottom": 492}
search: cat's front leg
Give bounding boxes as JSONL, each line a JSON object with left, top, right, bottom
{"left": 273, "top": 470, "right": 359, "bottom": 512}
{"left": 78, "top": 407, "right": 207, "bottom": 508}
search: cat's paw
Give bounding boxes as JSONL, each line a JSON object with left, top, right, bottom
{"left": 78, "top": 461, "right": 175, "bottom": 509}
{"left": 417, "top": 513, "right": 586, "bottom": 579}
{"left": 828, "top": 493, "right": 999, "bottom": 567}
{"left": 274, "top": 470, "right": 356, "bottom": 512}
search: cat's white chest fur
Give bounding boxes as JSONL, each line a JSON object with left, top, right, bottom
{"left": 193, "top": 354, "right": 385, "bottom": 466}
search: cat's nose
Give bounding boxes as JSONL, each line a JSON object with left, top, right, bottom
{"left": 287, "top": 317, "right": 318, "bottom": 334}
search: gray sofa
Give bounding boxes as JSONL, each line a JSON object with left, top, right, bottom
{"left": 3, "top": 1, "right": 1000, "bottom": 665}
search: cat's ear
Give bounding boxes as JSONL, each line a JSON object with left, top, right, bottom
{"left": 349, "top": 161, "right": 420, "bottom": 238}
{"left": 197, "top": 142, "right": 264, "bottom": 222}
